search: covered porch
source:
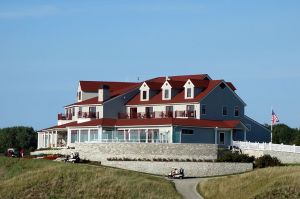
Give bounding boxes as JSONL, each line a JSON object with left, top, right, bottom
{"left": 67, "top": 126, "right": 172, "bottom": 144}
{"left": 37, "top": 129, "right": 67, "bottom": 149}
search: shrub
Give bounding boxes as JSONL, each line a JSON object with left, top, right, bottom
{"left": 217, "top": 151, "right": 255, "bottom": 163}
{"left": 254, "top": 155, "right": 282, "bottom": 168}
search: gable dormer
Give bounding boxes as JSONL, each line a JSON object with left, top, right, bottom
{"left": 139, "top": 82, "right": 150, "bottom": 101}
{"left": 161, "top": 80, "right": 172, "bottom": 100}
{"left": 77, "top": 83, "right": 82, "bottom": 102}
{"left": 183, "top": 79, "right": 195, "bottom": 99}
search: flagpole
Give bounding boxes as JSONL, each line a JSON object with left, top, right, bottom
{"left": 270, "top": 107, "right": 273, "bottom": 143}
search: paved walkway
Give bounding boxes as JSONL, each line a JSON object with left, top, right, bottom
{"left": 170, "top": 178, "right": 207, "bottom": 199}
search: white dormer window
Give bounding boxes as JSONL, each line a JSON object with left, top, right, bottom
{"left": 184, "top": 79, "right": 195, "bottom": 99}
{"left": 161, "top": 80, "right": 172, "bottom": 100}
{"left": 140, "top": 82, "right": 150, "bottom": 101}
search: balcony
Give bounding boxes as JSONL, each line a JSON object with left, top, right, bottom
{"left": 118, "top": 110, "right": 196, "bottom": 119}
{"left": 78, "top": 111, "right": 98, "bottom": 119}
{"left": 58, "top": 113, "right": 72, "bottom": 120}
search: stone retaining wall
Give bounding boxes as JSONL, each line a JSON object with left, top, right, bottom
{"left": 32, "top": 143, "right": 218, "bottom": 162}
{"left": 104, "top": 161, "right": 253, "bottom": 177}
{"left": 30, "top": 143, "right": 253, "bottom": 177}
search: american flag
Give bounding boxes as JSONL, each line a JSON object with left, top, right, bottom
{"left": 271, "top": 110, "right": 279, "bottom": 125}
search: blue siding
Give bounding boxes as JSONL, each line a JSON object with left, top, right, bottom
{"left": 200, "top": 84, "right": 245, "bottom": 120}
{"left": 233, "top": 129, "right": 245, "bottom": 141}
{"left": 174, "top": 127, "right": 215, "bottom": 144}
{"left": 242, "top": 115, "right": 271, "bottom": 142}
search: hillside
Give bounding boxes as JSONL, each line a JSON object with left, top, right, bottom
{"left": 198, "top": 166, "right": 300, "bottom": 199}
{"left": 0, "top": 157, "right": 181, "bottom": 199}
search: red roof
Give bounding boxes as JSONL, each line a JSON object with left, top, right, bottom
{"left": 66, "top": 82, "right": 141, "bottom": 107}
{"left": 79, "top": 81, "right": 137, "bottom": 93}
{"left": 127, "top": 80, "right": 222, "bottom": 105}
{"left": 43, "top": 118, "right": 242, "bottom": 130}
{"left": 116, "top": 118, "right": 242, "bottom": 128}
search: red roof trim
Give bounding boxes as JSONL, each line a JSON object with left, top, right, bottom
{"left": 43, "top": 118, "right": 242, "bottom": 130}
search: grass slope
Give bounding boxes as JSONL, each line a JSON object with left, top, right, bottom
{"left": 198, "top": 166, "right": 300, "bottom": 199}
{"left": 0, "top": 157, "right": 181, "bottom": 199}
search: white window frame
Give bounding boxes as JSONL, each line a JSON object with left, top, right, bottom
{"left": 163, "top": 89, "right": 171, "bottom": 100}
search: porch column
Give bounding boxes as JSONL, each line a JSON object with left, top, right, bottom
{"left": 146, "top": 129, "right": 148, "bottom": 143}
{"left": 43, "top": 133, "right": 45, "bottom": 148}
{"left": 128, "top": 129, "right": 131, "bottom": 141}
{"left": 123, "top": 130, "right": 126, "bottom": 142}
{"left": 98, "top": 127, "right": 102, "bottom": 142}
{"left": 78, "top": 129, "right": 81, "bottom": 143}
{"left": 230, "top": 129, "right": 233, "bottom": 146}
{"left": 67, "top": 128, "right": 71, "bottom": 146}
{"left": 88, "top": 129, "right": 91, "bottom": 142}
{"left": 244, "top": 129, "right": 247, "bottom": 141}
{"left": 47, "top": 131, "right": 50, "bottom": 147}
{"left": 138, "top": 130, "right": 140, "bottom": 143}
{"left": 55, "top": 131, "right": 58, "bottom": 148}
{"left": 214, "top": 127, "right": 218, "bottom": 144}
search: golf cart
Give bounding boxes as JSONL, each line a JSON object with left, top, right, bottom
{"left": 5, "top": 148, "right": 19, "bottom": 158}
{"left": 64, "top": 152, "right": 80, "bottom": 163}
{"left": 168, "top": 167, "right": 184, "bottom": 179}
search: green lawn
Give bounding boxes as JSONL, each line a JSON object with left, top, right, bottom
{"left": 0, "top": 157, "right": 181, "bottom": 199}
{"left": 198, "top": 166, "right": 300, "bottom": 199}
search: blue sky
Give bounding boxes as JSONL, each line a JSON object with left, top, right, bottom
{"left": 0, "top": 1, "right": 299, "bottom": 130}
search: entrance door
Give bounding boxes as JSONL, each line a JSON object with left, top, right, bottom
{"left": 130, "top": 108, "right": 137, "bottom": 118}
{"left": 219, "top": 132, "right": 225, "bottom": 145}
{"left": 145, "top": 107, "right": 153, "bottom": 118}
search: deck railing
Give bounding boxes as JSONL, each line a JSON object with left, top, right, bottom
{"left": 118, "top": 110, "right": 196, "bottom": 119}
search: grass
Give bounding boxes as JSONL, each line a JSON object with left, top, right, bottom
{"left": 197, "top": 166, "right": 300, "bottom": 199}
{"left": 0, "top": 157, "right": 181, "bottom": 199}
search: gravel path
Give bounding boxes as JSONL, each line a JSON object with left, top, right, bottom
{"left": 170, "top": 178, "right": 207, "bottom": 199}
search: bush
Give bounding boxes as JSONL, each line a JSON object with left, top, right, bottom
{"left": 217, "top": 150, "right": 255, "bottom": 163}
{"left": 254, "top": 155, "right": 282, "bottom": 168}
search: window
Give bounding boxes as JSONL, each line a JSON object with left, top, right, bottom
{"left": 78, "top": 91, "right": 82, "bottom": 100}
{"left": 201, "top": 104, "right": 206, "bottom": 115}
{"left": 142, "top": 91, "right": 147, "bottom": 100}
{"left": 222, "top": 106, "right": 228, "bottom": 116}
{"left": 234, "top": 106, "right": 239, "bottom": 117}
{"left": 71, "top": 130, "right": 78, "bottom": 143}
{"left": 164, "top": 89, "right": 170, "bottom": 99}
{"left": 182, "top": 129, "right": 194, "bottom": 135}
{"left": 90, "top": 129, "right": 98, "bottom": 141}
{"left": 187, "top": 88, "right": 192, "bottom": 98}
{"left": 72, "top": 107, "right": 75, "bottom": 116}
{"left": 187, "top": 105, "right": 194, "bottom": 111}
{"left": 80, "top": 130, "right": 89, "bottom": 142}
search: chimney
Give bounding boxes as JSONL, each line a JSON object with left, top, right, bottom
{"left": 98, "top": 85, "right": 110, "bottom": 102}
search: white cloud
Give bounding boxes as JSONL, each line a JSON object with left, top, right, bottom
{"left": 0, "top": 5, "right": 59, "bottom": 19}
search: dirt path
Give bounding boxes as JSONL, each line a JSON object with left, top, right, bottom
{"left": 170, "top": 178, "right": 207, "bottom": 199}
